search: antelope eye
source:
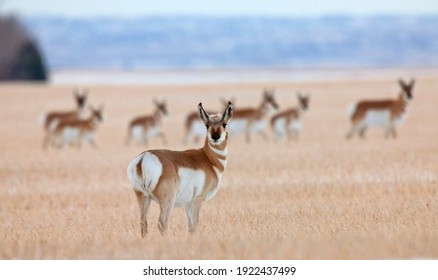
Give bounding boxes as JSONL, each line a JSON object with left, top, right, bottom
{"left": 222, "top": 123, "right": 227, "bottom": 128}
{"left": 205, "top": 124, "right": 210, "bottom": 129}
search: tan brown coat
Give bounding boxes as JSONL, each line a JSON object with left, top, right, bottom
{"left": 347, "top": 79, "right": 414, "bottom": 139}
{"left": 127, "top": 102, "right": 233, "bottom": 237}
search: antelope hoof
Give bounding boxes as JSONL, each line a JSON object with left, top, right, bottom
{"left": 140, "top": 221, "right": 148, "bottom": 238}
{"left": 158, "top": 222, "right": 167, "bottom": 236}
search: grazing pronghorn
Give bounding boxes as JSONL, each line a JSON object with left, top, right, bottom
{"left": 49, "top": 105, "right": 104, "bottom": 148}
{"left": 346, "top": 79, "right": 414, "bottom": 139}
{"left": 270, "top": 93, "right": 310, "bottom": 141}
{"left": 126, "top": 100, "right": 168, "bottom": 146}
{"left": 182, "top": 97, "right": 235, "bottom": 144}
{"left": 227, "top": 88, "right": 279, "bottom": 142}
{"left": 127, "top": 101, "right": 234, "bottom": 237}
{"left": 40, "top": 89, "right": 88, "bottom": 149}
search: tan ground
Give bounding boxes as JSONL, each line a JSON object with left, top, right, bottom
{"left": 1, "top": 69, "right": 437, "bottom": 259}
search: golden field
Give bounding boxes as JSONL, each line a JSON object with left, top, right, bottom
{"left": 0, "top": 69, "right": 437, "bottom": 259}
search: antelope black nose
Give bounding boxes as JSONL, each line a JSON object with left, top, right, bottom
{"left": 211, "top": 133, "right": 221, "bottom": 141}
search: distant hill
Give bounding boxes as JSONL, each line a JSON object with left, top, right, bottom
{"left": 0, "top": 16, "right": 48, "bottom": 81}
{"left": 22, "top": 16, "right": 438, "bottom": 70}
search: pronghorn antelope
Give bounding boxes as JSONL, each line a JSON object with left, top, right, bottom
{"left": 346, "top": 79, "right": 414, "bottom": 139}
{"left": 126, "top": 100, "right": 168, "bottom": 146}
{"left": 182, "top": 97, "right": 235, "bottom": 144}
{"left": 127, "top": 101, "right": 234, "bottom": 237}
{"left": 40, "top": 89, "right": 88, "bottom": 149}
{"left": 49, "top": 105, "right": 104, "bottom": 148}
{"left": 227, "top": 88, "right": 279, "bottom": 142}
{"left": 270, "top": 93, "right": 310, "bottom": 141}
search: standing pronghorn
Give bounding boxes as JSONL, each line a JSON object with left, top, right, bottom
{"left": 127, "top": 101, "right": 234, "bottom": 237}
{"left": 346, "top": 79, "right": 414, "bottom": 139}
{"left": 227, "top": 88, "right": 279, "bottom": 142}
{"left": 182, "top": 97, "right": 235, "bottom": 144}
{"left": 270, "top": 93, "right": 310, "bottom": 141}
{"left": 126, "top": 100, "right": 168, "bottom": 146}
{"left": 40, "top": 89, "right": 88, "bottom": 149}
{"left": 49, "top": 105, "right": 104, "bottom": 148}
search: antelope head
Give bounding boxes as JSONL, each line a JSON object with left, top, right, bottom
{"left": 198, "top": 101, "right": 234, "bottom": 145}
{"left": 73, "top": 89, "right": 88, "bottom": 110}
{"left": 153, "top": 99, "right": 168, "bottom": 117}
{"left": 263, "top": 88, "right": 279, "bottom": 110}
{"left": 297, "top": 92, "right": 310, "bottom": 111}
{"left": 398, "top": 79, "right": 415, "bottom": 101}
{"left": 89, "top": 104, "right": 104, "bottom": 122}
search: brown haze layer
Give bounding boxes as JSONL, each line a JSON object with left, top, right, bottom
{"left": 1, "top": 69, "right": 437, "bottom": 259}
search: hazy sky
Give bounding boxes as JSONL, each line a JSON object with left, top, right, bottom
{"left": 2, "top": 0, "right": 438, "bottom": 17}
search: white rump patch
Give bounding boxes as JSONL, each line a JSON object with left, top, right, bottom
{"left": 174, "top": 168, "right": 206, "bottom": 207}
{"left": 127, "top": 152, "right": 162, "bottom": 194}
{"left": 131, "top": 125, "right": 144, "bottom": 141}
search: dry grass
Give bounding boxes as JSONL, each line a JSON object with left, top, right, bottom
{"left": 1, "top": 69, "right": 437, "bottom": 259}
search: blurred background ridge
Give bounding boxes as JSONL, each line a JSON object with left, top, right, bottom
{"left": 0, "top": 15, "right": 48, "bottom": 81}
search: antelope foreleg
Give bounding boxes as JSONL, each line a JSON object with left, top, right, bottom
{"left": 185, "top": 198, "right": 203, "bottom": 235}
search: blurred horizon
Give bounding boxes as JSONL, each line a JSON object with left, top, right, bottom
{"left": 15, "top": 15, "right": 438, "bottom": 71}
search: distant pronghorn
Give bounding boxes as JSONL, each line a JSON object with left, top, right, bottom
{"left": 346, "top": 79, "right": 414, "bottom": 139}
{"left": 127, "top": 101, "right": 234, "bottom": 237}
{"left": 227, "top": 88, "right": 279, "bottom": 142}
{"left": 182, "top": 97, "right": 235, "bottom": 144}
{"left": 40, "top": 89, "right": 88, "bottom": 149}
{"left": 126, "top": 100, "right": 168, "bottom": 146}
{"left": 49, "top": 105, "right": 104, "bottom": 148}
{"left": 271, "top": 93, "right": 310, "bottom": 141}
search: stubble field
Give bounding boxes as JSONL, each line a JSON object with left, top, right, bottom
{"left": 1, "top": 69, "right": 437, "bottom": 259}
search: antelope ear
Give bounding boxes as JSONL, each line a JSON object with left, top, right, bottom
{"left": 409, "top": 79, "right": 415, "bottom": 88}
{"left": 198, "top": 103, "right": 210, "bottom": 126}
{"left": 222, "top": 101, "right": 234, "bottom": 124}
{"left": 398, "top": 79, "right": 407, "bottom": 88}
